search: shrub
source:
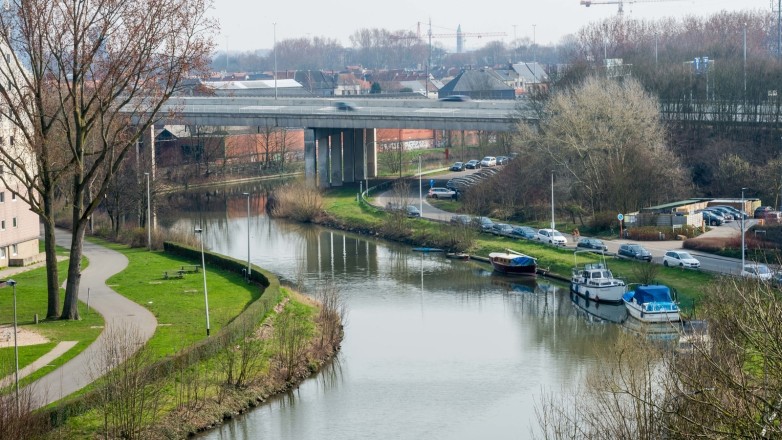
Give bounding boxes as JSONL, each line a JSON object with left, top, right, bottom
{"left": 588, "top": 211, "right": 618, "bottom": 231}
{"left": 270, "top": 180, "right": 323, "bottom": 222}
{"left": 625, "top": 225, "right": 699, "bottom": 241}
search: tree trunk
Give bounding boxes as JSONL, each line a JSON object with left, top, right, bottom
{"left": 42, "top": 212, "right": 60, "bottom": 319}
{"left": 61, "top": 186, "right": 86, "bottom": 320}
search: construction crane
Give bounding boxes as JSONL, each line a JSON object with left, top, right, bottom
{"left": 580, "top": 0, "right": 682, "bottom": 15}
{"left": 392, "top": 21, "right": 506, "bottom": 53}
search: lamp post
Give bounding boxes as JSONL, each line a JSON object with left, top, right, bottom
{"left": 144, "top": 172, "right": 151, "bottom": 251}
{"left": 741, "top": 187, "right": 747, "bottom": 274}
{"left": 194, "top": 227, "right": 210, "bottom": 336}
{"left": 273, "top": 22, "right": 278, "bottom": 100}
{"left": 550, "top": 171, "right": 555, "bottom": 230}
{"left": 418, "top": 156, "right": 423, "bottom": 215}
{"left": 7, "top": 279, "right": 18, "bottom": 414}
{"left": 242, "top": 192, "right": 251, "bottom": 279}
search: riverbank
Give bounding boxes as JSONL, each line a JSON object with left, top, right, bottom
{"left": 42, "top": 240, "right": 343, "bottom": 439}
{"left": 310, "top": 185, "right": 712, "bottom": 311}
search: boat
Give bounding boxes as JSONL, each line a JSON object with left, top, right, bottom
{"left": 412, "top": 247, "right": 444, "bottom": 253}
{"left": 622, "top": 284, "right": 681, "bottom": 323}
{"left": 488, "top": 249, "right": 537, "bottom": 276}
{"left": 445, "top": 252, "right": 470, "bottom": 260}
{"left": 570, "top": 250, "right": 626, "bottom": 303}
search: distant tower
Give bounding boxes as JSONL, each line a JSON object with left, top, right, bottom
{"left": 457, "top": 25, "right": 463, "bottom": 53}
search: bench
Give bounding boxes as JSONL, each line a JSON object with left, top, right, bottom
{"left": 180, "top": 265, "right": 200, "bottom": 273}
{"left": 163, "top": 270, "right": 186, "bottom": 280}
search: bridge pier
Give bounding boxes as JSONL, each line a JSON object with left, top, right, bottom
{"left": 304, "top": 129, "right": 315, "bottom": 185}
{"left": 329, "top": 129, "right": 343, "bottom": 187}
{"left": 316, "top": 128, "right": 329, "bottom": 189}
{"left": 343, "top": 129, "right": 355, "bottom": 183}
{"left": 366, "top": 128, "right": 377, "bottom": 178}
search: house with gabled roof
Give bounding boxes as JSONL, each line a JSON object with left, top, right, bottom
{"left": 437, "top": 67, "right": 515, "bottom": 100}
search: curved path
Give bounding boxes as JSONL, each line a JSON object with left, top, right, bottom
{"left": 25, "top": 229, "right": 157, "bottom": 409}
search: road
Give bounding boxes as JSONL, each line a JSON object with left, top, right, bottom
{"left": 370, "top": 170, "right": 753, "bottom": 277}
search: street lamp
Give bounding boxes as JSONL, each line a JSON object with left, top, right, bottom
{"left": 550, "top": 171, "right": 555, "bottom": 230}
{"left": 144, "top": 172, "right": 151, "bottom": 251}
{"left": 6, "top": 279, "right": 18, "bottom": 414}
{"left": 242, "top": 192, "right": 251, "bottom": 279}
{"left": 418, "top": 156, "right": 423, "bottom": 215}
{"left": 194, "top": 227, "right": 210, "bottom": 336}
{"left": 273, "top": 22, "right": 277, "bottom": 100}
{"left": 741, "top": 188, "right": 747, "bottom": 274}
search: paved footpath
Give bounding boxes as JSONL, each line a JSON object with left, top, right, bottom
{"left": 23, "top": 229, "right": 157, "bottom": 409}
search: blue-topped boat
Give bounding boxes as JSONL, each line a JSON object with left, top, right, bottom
{"left": 489, "top": 249, "right": 537, "bottom": 277}
{"left": 622, "top": 284, "right": 681, "bottom": 323}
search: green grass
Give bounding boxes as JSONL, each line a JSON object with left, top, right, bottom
{"left": 99, "top": 240, "right": 261, "bottom": 358}
{"left": 0, "top": 258, "right": 104, "bottom": 388}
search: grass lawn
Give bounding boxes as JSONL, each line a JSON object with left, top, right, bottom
{"left": 0, "top": 257, "right": 103, "bottom": 388}
{"left": 99, "top": 240, "right": 263, "bottom": 358}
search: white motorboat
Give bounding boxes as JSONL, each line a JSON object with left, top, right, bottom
{"left": 570, "top": 250, "right": 626, "bottom": 303}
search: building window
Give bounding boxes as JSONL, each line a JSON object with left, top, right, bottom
{"left": 0, "top": 248, "right": 5, "bottom": 259}
{"left": 1, "top": 220, "right": 5, "bottom": 230}
{"left": 11, "top": 192, "right": 15, "bottom": 201}
{"left": 12, "top": 217, "right": 16, "bottom": 228}
{"left": 0, "top": 192, "right": 4, "bottom": 203}
{"left": 11, "top": 244, "right": 16, "bottom": 256}
{"left": 8, "top": 136, "right": 13, "bottom": 146}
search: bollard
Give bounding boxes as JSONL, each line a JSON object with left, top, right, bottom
{"left": 34, "top": 314, "right": 38, "bottom": 324}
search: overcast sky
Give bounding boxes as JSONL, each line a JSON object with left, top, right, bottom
{"left": 212, "top": 0, "right": 773, "bottom": 53}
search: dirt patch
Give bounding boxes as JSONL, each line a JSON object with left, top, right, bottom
{"left": 0, "top": 325, "right": 49, "bottom": 348}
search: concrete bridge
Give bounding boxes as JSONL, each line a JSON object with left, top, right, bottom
{"left": 152, "top": 97, "right": 530, "bottom": 188}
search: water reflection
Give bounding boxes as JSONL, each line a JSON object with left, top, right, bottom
{"left": 163, "top": 188, "right": 633, "bottom": 440}
{"left": 569, "top": 290, "right": 629, "bottom": 324}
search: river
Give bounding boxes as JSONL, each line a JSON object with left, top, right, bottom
{"left": 158, "top": 187, "right": 628, "bottom": 440}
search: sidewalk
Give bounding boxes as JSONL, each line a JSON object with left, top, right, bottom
{"left": 23, "top": 229, "right": 158, "bottom": 409}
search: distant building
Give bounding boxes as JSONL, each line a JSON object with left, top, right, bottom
{"left": 438, "top": 68, "right": 515, "bottom": 100}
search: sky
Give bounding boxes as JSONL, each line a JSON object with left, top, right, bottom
{"left": 213, "top": 0, "right": 773, "bottom": 53}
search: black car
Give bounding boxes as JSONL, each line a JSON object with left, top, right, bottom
{"left": 334, "top": 101, "right": 356, "bottom": 111}
{"left": 496, "top": 156, "right": 509, "bottom": 165}
{"left": 406, "top": 205, "right": 421, "bottom": 218}
{"left": 617, "top": 243, "right": 653, "bottom": 261}
{"left": 576, "top": 238, "right": 608, "bottom": 251}
{"left": 464, "top": 160, "right": 481, "bottom": 169}
{"left": 439, "top": 95, "right": 470, "bottom": 102}
{"left": 450, "top": 161, "right": 465, "bottom": 172}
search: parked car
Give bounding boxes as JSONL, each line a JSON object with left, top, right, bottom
{"left": 755, "top": 206, "right": 774, "bottom": 218}
{"left": 406, "top": 205, "right": 421, "bottom": 218}
{"left": 439, "top": 94, "right": 470, "bottom": 102}
{"left": 492, "top": 223, "right": 514, "bottom": 235}
{"left": 464, "top": 159, "right": 481, "bottom": 169}
{"left": 704, "top": 206, "right": 734, "bottom": 221}
{"left": 713, "top": 205, "right": 748, "bottom": 219}
{"left": 663, "top": 250, "right": 701, "bottom": 269}
{"left": 576, "top": 238, "right": 608, "bottom": 251}
{"left": 450, "top": 214, "right": 471, "bottom": 225}
{"left": 334, "top": 101, "right": 356, "bottom": 111}
{"left": 496, "top": 156, "right": 509, "bottom": 165}
{"left": 618, "top": 243, "right": 652, "bottom": 261}
{"left": 511, "top": 226, "right": 537, "bottom": 239}
{"left": 450, "top": 161, "right": 465, "bottom": 172}
{"left": 536, "top": 228, "right": 567, "bottom": 245}
{"left": 763, "top": 211, "right": 782, "bottom": 224}
{"left": 741, "top": 263, "right": 773, "bottom": 280}
{"left": 427, "top": 187, "right": 456, "bottom": 199}
{"left": 700, "top": 210, "right": 724, "bottom": 226}
{"left": 480, "top": 156, "right": 497, "bottom": 167}
{"left": 471, "top": 216, "right": 494, "bottom": 231}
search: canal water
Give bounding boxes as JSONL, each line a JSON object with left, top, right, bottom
{"left": 159, "top": 187, "right": 628, "bottom": 440}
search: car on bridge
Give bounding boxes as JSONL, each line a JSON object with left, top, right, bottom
{"left": 334, "top": 101, "right": 356, "bottom": 111}
{"left": 439, "top": 95, "right": 470, "bottom": 102}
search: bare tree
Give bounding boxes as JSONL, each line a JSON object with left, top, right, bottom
{"left": 0, "top": 0, "right": 216, "bottom": 319}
